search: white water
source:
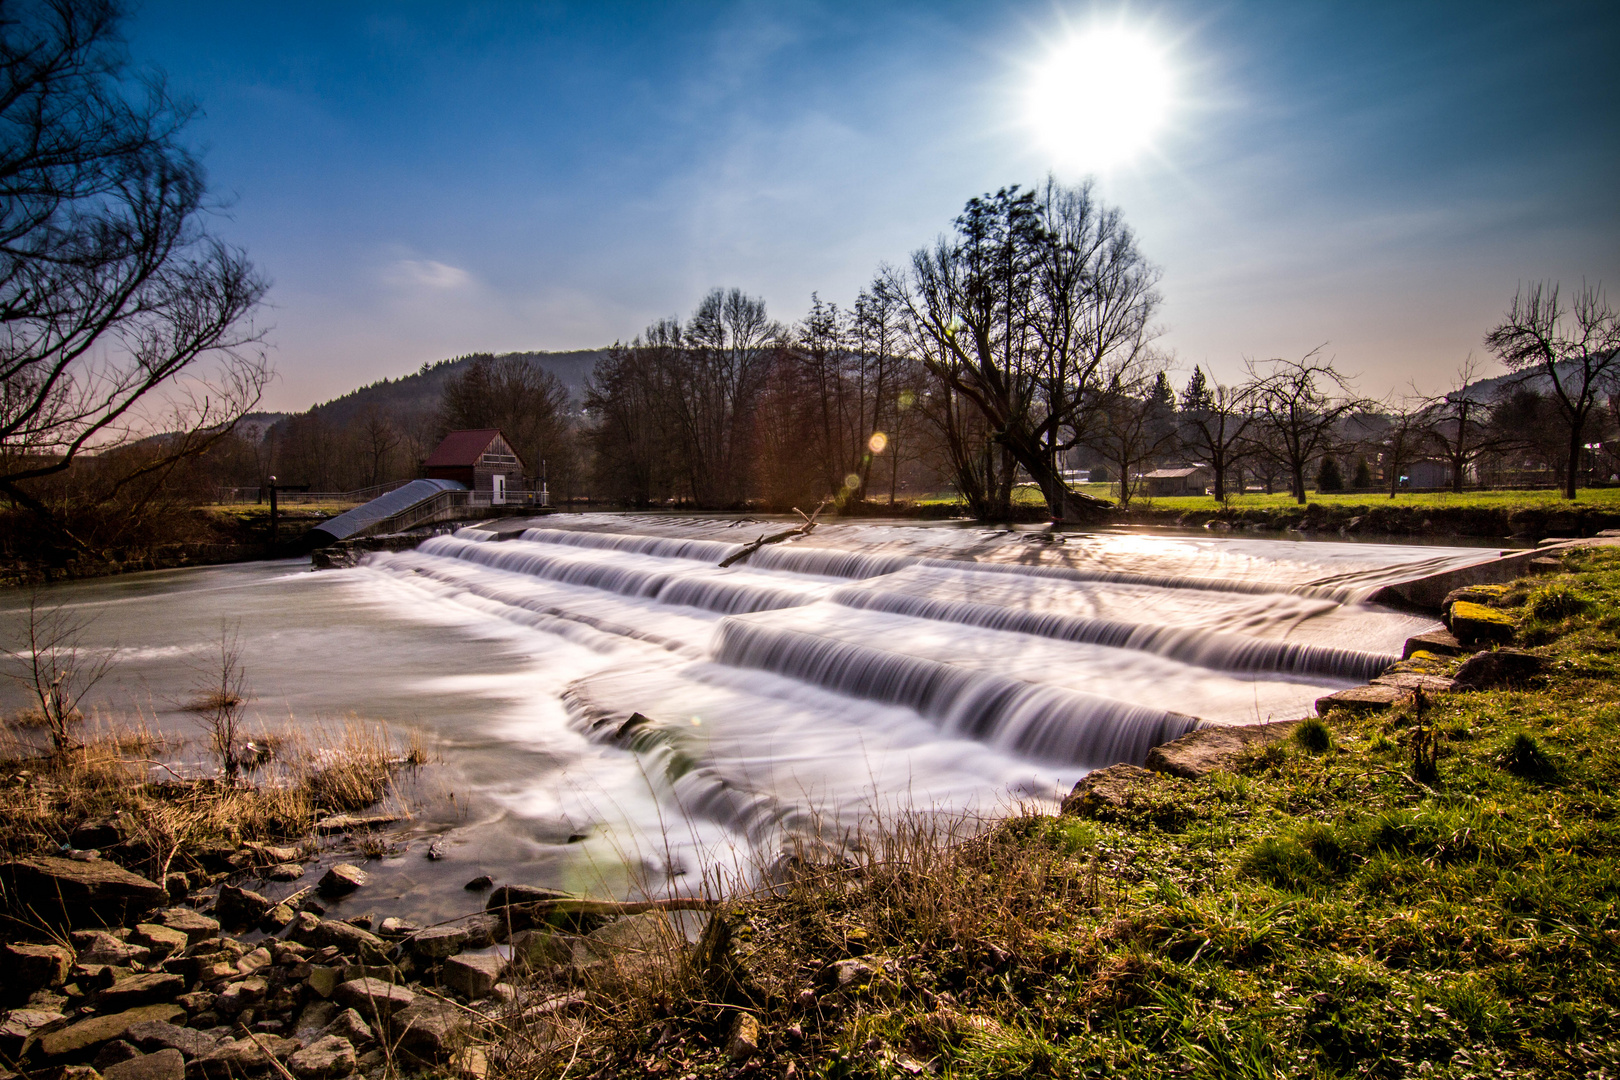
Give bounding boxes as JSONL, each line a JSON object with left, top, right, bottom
{"left": 0, "top": 516, "right": 1499, "bottom": 919}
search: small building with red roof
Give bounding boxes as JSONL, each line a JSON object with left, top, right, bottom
{"left": 423, "top": 429, "right": 527, "bottom": 502}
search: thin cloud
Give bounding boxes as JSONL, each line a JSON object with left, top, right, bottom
{"left": 385, "top": 258, "right": 472, "bottom": 290}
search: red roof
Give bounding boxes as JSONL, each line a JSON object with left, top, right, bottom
{"left": 424, "top": 429, "right": 502, "bottom": 468}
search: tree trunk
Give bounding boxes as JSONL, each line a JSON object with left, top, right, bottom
{"left": 1292, "top": 463, "right": 1307, "bottom": 504}
{"left": 1566, "top": 425, "right": 1582, "bottom": 500}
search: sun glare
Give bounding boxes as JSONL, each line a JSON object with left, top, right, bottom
{"left": 1026, "top": 26, "right": 1174, "bottom": 170}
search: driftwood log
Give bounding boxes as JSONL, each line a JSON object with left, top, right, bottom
{"left": 717, "top": 500, "right": 829, "bottom": 568}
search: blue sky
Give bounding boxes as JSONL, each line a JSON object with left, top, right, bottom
{"left": 128, "top": 1, "right": 1620, "bottom": 410}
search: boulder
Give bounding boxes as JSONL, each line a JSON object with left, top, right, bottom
{"left": 286, "top": 1035, "right": 355, "bottom": 1080}
{"left": 1370, "top": 672, "right": 1456, "bottom": 694}
{"left": 213, "top": 885, "right": 273, "bottom": 928}
{"left": 5, "top": 942, "right": 74, "bottom": 991}
{"left": 317, "top": 864, "right": 368, "bottom": 898}
{"left": 1402, "top": 629, "right": 1463, "bottom": 658}
{"left": 1447, "top": 601, "right": 1516, "bottom": 645}
{"left": 93, "top": 1039, "right": 142, "bottom": 1070}
{"left": 304, "top": 918, "right": 390, "bottom": 960}
{"left": 391, "top": 998, "right": 463, "bottom": 1058}
{"left": 35, "top": 1004, "right": 184, "bottom": 1061}
{"left": 0, "top": 857, "right": 165, "bottom": 929}
{"left": 407, "top": 925, "right": 468, "bottom": 961}
{"left": 91, "top": 973, "right": 184, "bottom": 1012}
{"left": 1060, "top": 763, "right": 1157, "bottom": 817}
{"left": 304, "top": 965, "right": 339, "bottom": 999}
{"left": 1316, "top": 684, "right": 1406, "bottom": 714}
{"left": 1441, "top": 584, "right": 1509, "bottom": 614}
{"left": 152, "top": 908, "right": 218, "bottom": 943}
{"left": 1452, "top": 648, "right": 1548, "bottom": 690}
{"left": 212, "top": 976, "right": 267, "bottom": 1016}
{"left": 0, "top": 1007, "right": 66, "bottom": 1058}
{"left": 726, "top": 1013, "right": 760, "bottom": 1063}
{"left": 190, "top": 1036, "right": 296, "bottom": 1079}
{"left": 507, "top": 929, "right": 577, "bottom": 970}
{"left": 440, "top": 952, "right": 504, "bottom": 999}
{"left": 377, "top": 917, "right": 421, "bottom": 938}
{"left": 265, "top": 864, "right": 305, "bottom": 882}
{"left": 1145, "top": 721, "right": 1299, "bottom": 779}
{"left": 333, "top": 978, "right": 414, "bottom": 1020}
{"left": 124, "top": 1020, "right": 222, "bottom": 1059}
{"left": 318, "top": 1007, "right": 374, "bottom": 1047}
{"left": 128, "top": 924, "right": 187, "bottom": 961}
{"left": 75, "top": 933, "right": 150, "bottom": 967}
{"left": 102, "top": 1049, "right": 184, "bottom": 1080}
{"left": 484, "top": 884, "right": 572, "bottom": 912}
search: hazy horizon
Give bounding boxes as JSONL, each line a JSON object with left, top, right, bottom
{"left": 129, "top": 1, "right": 1620, "bottom": 412}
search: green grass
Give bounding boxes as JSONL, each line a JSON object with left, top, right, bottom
{"left": 535, "top": 548, "right": 1620, "bottom": 1079}
{"left": 1129, "top": 487, "right": 1620, "bottom": 513}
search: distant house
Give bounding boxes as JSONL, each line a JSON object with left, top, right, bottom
{"left": 423, "top": 429, "right": 527, "bottom": 503}
{"left": 1139, "top": 466, "right": 1212, "bottom": 497}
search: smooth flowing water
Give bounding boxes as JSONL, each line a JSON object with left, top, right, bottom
{"left": 0, "top": 516, "right": 1499, "bottom": 923}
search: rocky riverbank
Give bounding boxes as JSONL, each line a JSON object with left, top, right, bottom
{"left": 1119, "top": 499, "right": 1620, "bottom": 540}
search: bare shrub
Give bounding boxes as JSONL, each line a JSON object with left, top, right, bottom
{"left": 1, "top": 593, "right": 113, "bottom": 753}
{"left": 187, "top": 623, "right": 252, "bottom": 782}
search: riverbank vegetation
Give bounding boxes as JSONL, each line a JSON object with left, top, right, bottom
{"left": 497, "top": 547, "right": 1620, "bottom": 1078}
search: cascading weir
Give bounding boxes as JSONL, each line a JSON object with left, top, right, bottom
{"left": 712, "top": 619, "right": 1202, "bottom": 769}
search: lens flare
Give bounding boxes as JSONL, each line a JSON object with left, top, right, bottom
{"left": 1026, "top": 26, "right": 1174, "bottom": 169}
{"left": 868, "top": 431, "right": 889, "bottom": 454}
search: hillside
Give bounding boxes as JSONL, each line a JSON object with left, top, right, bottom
{"left": 290, "top": 349, "right": 608, "bottom": 428}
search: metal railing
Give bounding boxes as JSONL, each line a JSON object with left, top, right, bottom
{"left": 217, "top": 479, "right": 414, "bottom": 505}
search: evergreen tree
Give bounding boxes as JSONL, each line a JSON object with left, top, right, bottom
{"left": 1316, "top": 455, "right": 1345, "bottom": 492}
{"left": 1352, "top": 456, "right": 1374, "bottom": 488}
{"left": 1181, "top": 366, "right": 1213, "bottom": 413}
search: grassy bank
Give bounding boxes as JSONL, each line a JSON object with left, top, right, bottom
{"left": 523, "top": 547, "right": 1620, "bottom": 1078}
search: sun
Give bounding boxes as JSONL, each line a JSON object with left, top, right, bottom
{"left": 1026, "top": 26, "right": 1175, "bottom": 170}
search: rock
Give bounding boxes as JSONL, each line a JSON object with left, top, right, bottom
{"left": 260, "top": 904, "right": 295, "bottom": 932}
{"left": 305, "top": 919, "right": 390, "bottom": 960}
{"left": 463, "top": 875, "right": 494, "bottom": 891}
{"left": 92, "top": 973, "right": 185, "bottom": 1012}
{"left": 1403, "top": 629, "right": 1464, "bottom": 658}
{"left": 237, "top": 947, "right": 273, "bottom": 974}
{"left": 102, "top": 1049, "right": 184, "bottom": 1080}
{"left": 213, "top": 977, "right": 267, "bottom": 1016}
{"left": 50, "top": 1067, "right": 103, "bottom": 1080}
{"left": 265, "top": 864, "right": 304, "bottom": 882}
{"left": 172, "top": 990, "right": 215, "bottom": 1014}
{"left": 391, "top": 998, "right": 462, "bottom": 1058}
{"left": 124, "top": 1019, "right": 221, "bottom": 1059}
{"left": 451, "top": 1046, "right": 488, "bottom": 1080}
{"left": 440, "top": 953, "right": 504, "bottom": 999}
{"left": 1453, "top": 647, "right": 1548, "bottom": 690}
{"left": 821, "top": 958, "right": 875, "bottom": 992}
{"left": 407, "top": 926, "right": 468, "bottom": 962}
{"left": 76, "top": 933, "right": 151, "bottom": 967}
{"left": 94, "top": 1039, "right": 142, "bottom": 1071}
{"left": 1370, "top": 672, "right": 1456, "bottom": 694}
{"left": 318, "top": 1008, "right": 374, "bottom": 1047}
{"left": 377, "top": 917, "right": 420, "bottom": 937}
{"left": 1060, "top": 763, "right": 1157, "bottom": 817}
{"left": 0, "top": 857, "right": 166, "bottom": 929}
{"left": 304, "top": 965, "right": 339, "bottom": 999}
{"left": 1441, "top": 584, "right": 1510, "bottom": 614}
{"left": 160, "top": 875, "right": 188, "bottom": 904}
{"left": 1316, "top": 684, "right": 1406, "bottom": 714}
{"left": 127, "top": 924, "right": 187, "bottom": 961}
{"left": 1447, "top": 601, "right": 1516, "bottom": 645}
{"left": 286, "top": 1035, "right": 355, "bottom": 1080}
{"left": 36, "top": 1004, "right": 184, "bottom": 1060}
{"left": 317, "top": 864, "right": 368, "bottom": 898}
{"left": 313, "top": 814, "right": 403, "bottom": 835}
{"left": 152, "top": 908, "right": 217, "bottom": 943}
{"left": 191, "top": 1036, "right": 295, "bottom": 1079}
{"left": 332, "top": 978, "right": 414, "bottom": 1020}
{"left": 1145, "top": 721, "right": 1299, "bottom": 779}
{"left": 507, "top": 929, "right": 577, "bottom": 970}
{"left": 1529, "top": 556, "right": 1562, "bottom": 572}
{"left": 726, "top": 1012, "right": 760, "bottom": 1062}
{"left": 0, "top": 1007, "right": 66, "bottom": 1057}
{"left": 213, "top": 885, "right": 273, "bottom": 928}
{"left": 71, "top": 820, "right": 131, "bottom": 851}
{"left": 5, "top": 942, "right": 74, "bottom": 991}
{"left": 484, "top": 884, "right": 572, "bottom": 912}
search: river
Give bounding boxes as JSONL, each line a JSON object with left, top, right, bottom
{"left": 0, "top": 515, "right": 1498, "bottom": 924}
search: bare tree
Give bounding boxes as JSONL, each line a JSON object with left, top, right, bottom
{"left": 1365, "top": 399, "right": 1432, "bottom": 498}
{"left": 2, "top": 593, "right": 112, "bottom": 752}
{"left": 889, "top": 178, "right": 1159, "bottom": 522}
{"left": 1422, "top": 356, "right": 1505, "bottom": 494}
{"left": 0, "top": 1, "right": 270, "bottom": 544}
{"left": 1484, "top": 281, "right": 1620, "bottom": 499}
{"left": 1177, "top": 367, "right": 1253, "bottom": 501}
{"left": 1245, "top": 352, "right": 1366, "bottom": 504}
{"left": 440, "top": 354, "right": 572, "bottom": 489}
{"left": 1085, "top": 364, "right": 1180, "bottom": 508}
{"left": 354, "top": 406, "right": 401, "bottom": 489}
